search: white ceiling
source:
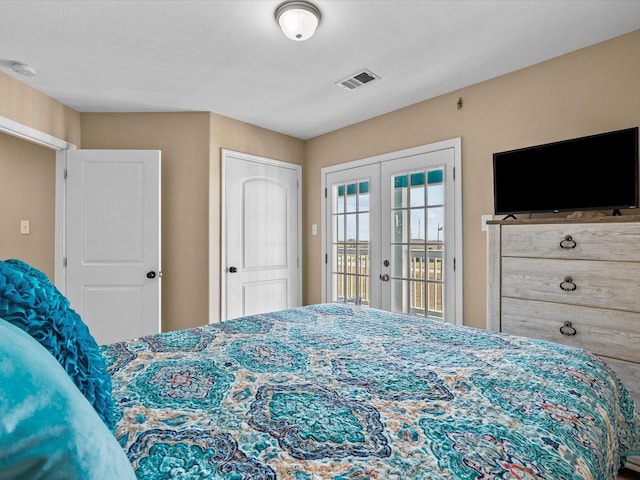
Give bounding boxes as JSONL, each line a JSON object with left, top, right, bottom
{"left": 1, "top": 1, "right": 639, "bottom": 140}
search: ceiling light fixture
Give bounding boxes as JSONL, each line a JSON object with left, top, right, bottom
{"left": 275, "top": 1, "right": 321, "bottom": 41}
{"left": 10, "top": 61, "right": 38, "bottom": 76}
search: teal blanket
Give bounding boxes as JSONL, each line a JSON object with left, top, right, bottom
{"left": 102, "top": 304, "right": 640, "bottom": 479}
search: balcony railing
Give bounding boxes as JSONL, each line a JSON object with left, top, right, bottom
{"left": 335, "top": 244, "right": 443, "bottom": 317}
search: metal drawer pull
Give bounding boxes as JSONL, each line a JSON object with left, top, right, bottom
{"left": 559, "top": 235, "right": 577, "bottom": 249}
{"left": 559, "top": 321, "right": 577, "bottom": 336}
{"left": 559, "top": 276, "right": 577, "bottom": 292}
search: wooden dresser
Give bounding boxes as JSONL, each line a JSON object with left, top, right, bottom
{"left": 487, "top": 216, "right": 640, "bottom": 469}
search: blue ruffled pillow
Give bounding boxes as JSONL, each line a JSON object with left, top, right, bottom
{"left": 0, "top": 318, "right": 136, "bottom": 479}
{"left": 0, "top": 259, "right": 115, "bottom": 430}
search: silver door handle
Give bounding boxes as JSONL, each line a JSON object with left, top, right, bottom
{"left": 379, "top": 274, "right": 389, "bottom": 282}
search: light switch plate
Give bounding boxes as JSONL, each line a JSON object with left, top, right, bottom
{"left": 20, "top": 220, "right": 30, "bottom": 235}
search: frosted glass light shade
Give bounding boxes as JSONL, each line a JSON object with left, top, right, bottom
{"left": 275, "top": 1, "right": 321, "bottom": 41}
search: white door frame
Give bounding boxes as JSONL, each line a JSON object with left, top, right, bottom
{"left": 219, "top": 149, "right": 302, "bottom": 322}
{"left": 0, "top": 115, "right": 75, "bottom": 292}
{"left": 321, "top": 138, "right": 463, "bottom": 326}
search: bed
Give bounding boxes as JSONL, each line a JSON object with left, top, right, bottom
{"left": 103, "top": 303, "right": 640, "bottom": 479}
{"left": 1, "top": 259, "right": 639, "bottom": 479}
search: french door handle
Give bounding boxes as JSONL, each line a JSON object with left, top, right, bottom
{"left": 379, "top": 274, "right": 389, "bottom": 282}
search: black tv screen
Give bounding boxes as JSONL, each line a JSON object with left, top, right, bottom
{"left": 493, "top": 127, "right": 639, "bottom": 216}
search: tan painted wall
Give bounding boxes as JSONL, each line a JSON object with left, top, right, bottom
{"left": 2, "top": 30, "right": 639, "bottom": 333}
{"left": 0, "top": 132, "right": 56, "bottom": 278}
{"left": 303, "top": 30, "right": 640, "bottom": 329}
{"left": 80, "top": 112, "right": 212, "bottom": 332}
{"left": 0, "top": 71, "right": 80, "bottom": 145}
{"left": 0, "top": 70, "right": 78, "bottom": 280}
{"left": 208, "top": 113, "right": 304, "bottom": 323}
{"left": 80, "top": 112, "right": 303, "bottom": 332}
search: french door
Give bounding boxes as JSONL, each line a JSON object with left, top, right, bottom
{"left": 323, "top": 139, "right": 462, "bottom": 325}
{"left": 325, "top": 163, "right": 380, "bottom": 307}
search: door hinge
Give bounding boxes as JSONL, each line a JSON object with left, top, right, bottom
{"left": 325, "top": 253, "right": 328, "bottom": 264}
{"left": 64, "top": 168, "right": 68, "bottom": 180}
{"left": 324, "top": 188, "right": 327, "bottom": 198}
{"left": 297, "top": 258, "right": 300, "bottom": 268}
{"left": 453, "top": 167, "right": 455, "bottom": 180}
{"left": 63, "top": 257, "right": 67, "bottom": 268}
{"left": 453, "top": 257, "right": 456, "bottom": 271}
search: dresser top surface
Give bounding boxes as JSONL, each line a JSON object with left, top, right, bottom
{"left": 487, "top": 214, "right": 640, "bottom": 226}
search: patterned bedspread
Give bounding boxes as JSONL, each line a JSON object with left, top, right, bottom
{"left": 102, "top": 304, "right": 640, "bottom": 479}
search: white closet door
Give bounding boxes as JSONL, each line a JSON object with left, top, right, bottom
{"left": 222, "top": 151, "right": 301, "bottom": 320}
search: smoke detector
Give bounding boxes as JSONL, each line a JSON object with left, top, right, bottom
{"left": 11, "top": 61, "right": 38, "bottom": 76}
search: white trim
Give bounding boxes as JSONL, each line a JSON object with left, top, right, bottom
{"left": 321, "top": 138, "right": 463, "bottom": 326}
{"left": 452, "top": 138, "right": 463, "bottom": 327}
{"left": 0, "top": 116, "right": 77, "bottom": 292}
{"left": 54, "top": 151, "right": 67, "bottom": 291}
{"left": 217, "top": 149, "right": 303, "bottom": 323}
{"left": 0, "top": 115, "right": 73, "bottom": 151}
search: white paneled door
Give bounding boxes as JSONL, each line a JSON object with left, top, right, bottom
{"left": 222, "top": 150, "right": 301, "bottom": 320}
{"left": 65, "top": 150, "right": 161, "bottom": 344}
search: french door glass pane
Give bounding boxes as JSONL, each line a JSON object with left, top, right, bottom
{"left": 410, "top": 246, "right": 425, "bottom": 280}
{"left": 393, "top": 175, "right": 408, "bottom": 209}
{"left": 336, "top": 186, "right": 345, "bottom": 214}
{"left": 427, "top": 207, "right": 444, "bottom": 242}
{"left": 346, "top": 214, "right": 356, "bottom": 240}
{"left": 358, "top": 182, "right": 370, "bottom": 210}
{"left": 391, "top": 279, "right": 405, "bottom": 312}
{"left": 392, "top": 245, "right": 405, "bottom": 278}
{"left": 410, "top": 172, "right": 425, "bottom": 208}
{"left": 358, "top": 212, "right": 370, "bottom": 241}
{"left": 427, "top": 170, "right": 444, "bottom": 206}
{"left": 411, "top": 280, "right": 425, "bottom": 315}
{"left": 334, "top": 244, "right": 344, "bottom": 271}
{"left": 390, "top": 167, "right": 444, "bottom": 318}
{"left": 393, "top": 210, "right": 407, "bottom": 243}
{"left": 346, "top": 183, "right": 357, "bottom": 213}
{"left": 336, "top": 214, "right": 344, "bottom": 242}
{"left": 410, "top": 209, "right": 425, "bottom": 240}
{"left": 331, "top": 181, "right": 370, "bottom": 306}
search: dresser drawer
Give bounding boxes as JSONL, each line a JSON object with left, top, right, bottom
{"left": 501, "top": 222, "right": 640, "bottom": 262}
{"left": 502, "top": 298, "right": 640, "bottom": 364}
{"left": 599, "top": 356, "right": 640, "bottom": 471}
{"left": 502, "top": 257, "right": 640, "bottom": 312}
{"left": 599, "top": 356, "right": 640, "bottom": 411}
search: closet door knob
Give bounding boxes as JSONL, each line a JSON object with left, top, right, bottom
{"left": 229, "top": 266, "right": 238, "bottom": 273}
{"left": 146, "top": 271, "right": 156, "bottom": 279}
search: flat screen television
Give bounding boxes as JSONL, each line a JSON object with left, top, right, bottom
{"left": 493, "top": 127, "right": 639, "bottom": 217}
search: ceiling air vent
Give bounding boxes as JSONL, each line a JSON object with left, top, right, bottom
{"left": 336, "top": 69, "right": 380, "bottom": 90}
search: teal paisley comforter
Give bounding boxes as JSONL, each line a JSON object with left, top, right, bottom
{"left": 102, "top": 304, "right": 640, "bottom": 479}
